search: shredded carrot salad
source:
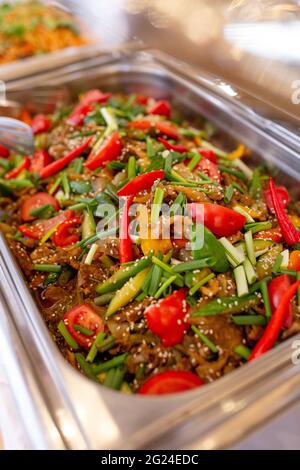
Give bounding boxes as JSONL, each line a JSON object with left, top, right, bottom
{"left": 0, "top": 1, "right": 89, "bottom": 64}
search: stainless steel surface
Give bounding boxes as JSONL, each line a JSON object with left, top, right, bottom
{"left": 0, "top": 117, "right": 34, "bottom": 154}
{"left": 1, "top": 49, "right": 300, "bottom": 449}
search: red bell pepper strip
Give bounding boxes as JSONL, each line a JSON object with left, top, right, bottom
{"left": 18, "top": 209, "right": 74, "bottom": 240}
{"left": 5, "top": 157, "right": 30, "bottom": 179}
{"left": 0, "top": 144, "right": 9, "bottom": 158}
{"left": 139, "top": 370, "right": 204, "bottom": 395}
{"left": 158, "top": 137, "right": 188, "bottom": 153}
{"left": 119, "top": 195, "right": 134, "bottom": 264}
{"left": 68, "top": 89, "right": 112, "bottom": 126}
{"left": 145, "top": 288, "right": 189, "bottom": 347}
{"left": 135, "top": 95, "right": 149, "bottom": 105}
{"left": 148, "top": 100, "right": 171, "bottom": 118}
{"left": 264, "top": 185, "right": 289, "bottom": 214}
{"left": 189, "top": 202, "right": 246, "bottom": 237}
{"left": 29, "top": 150, "right": 53, "bottom": 173}
{"left": 128, "top": 120, "right": 179, "bottom": 140}
{"left": 254, "top": 227, "right": 283, "bottom": 243}
{"left": 268, "top": 275, "right": 293, "bottom": 329}
{"left": 198, "top": 149, "right": 217, "bottom": 164}
{"left": 40, "top": 137, "right": 92, "bottom": 179}
{"left": 52, "top": 216, "right": 81, "bottom": 247}
{"left": 269, "top": 177, "right": 300, "bottom": 245}
{"left": 85, "top": 132, "right": 123, "bottom": 171}
{"left": 31, "top": 114, "right": 51, "bottom": 135}
{"left": 117, "top": 170, "right": 165, "bottom": 197}
{"left": 196, "top": 157, "right": 221, "bottom": 183}
{"left": 249, "top": 280, "right": 300, "bottom": 361}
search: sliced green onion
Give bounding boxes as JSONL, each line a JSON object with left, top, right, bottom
{"left": 165, "top": 169, "right": 188, "bottom": 184}
{"left": 58, "top": 320, "right": 78, "bottom": 350}
{"left": 172, "top": 258, "right": 216, "bottom": 273}
{"left": 232, "top": 315, "right": 267, "bottom": 326}
{"left": 62, "top": 173, "right": 70, "bottom": 199}
{"left": 249, "top": 276, "right": 272, "bottom": 294}
{"left": 169, "top": 192, "right": 185, "bottom": 216}
{"left": 272, "top": 254, "right": 283, "bottom": 274}
{"left": 101, "top": 107, "right": 118, "bottom": 136}
{"left": 233, "top": 205, "right": 254, "bottom": 223}
{"left": 219, "top": 165, "right": 246, "bottom": 180}
{"left": 234, "top": 344, "right": 251, "bottom": 360}
{"left": 49, "top": 175, "right": 62, "bottom": 195}
{"left": 189, "top": 273, "right": 215, "bottom": 296}
{"left": 92, "top": 353, "right": 127, "bottom": 375}
{"left": 243, "top": 257, "right": 257, "bottom": 285}
{"left": 148, "top": 253, "right": 163, "bottom": 297}
{"left": 94, "top": 293, "right": 114, "bottom": 306}
{"left": 151, "top": 187, "right": 164, "bottom": 225}
{"left": 86, "top": 332, "right": 106, "bottom": 363}
{"left": 70, "top": 180, "right": 92, "bottom": 194}
{"left": 97, "top": 335, "right": 115, "bottom": 353}
{"left": 75, "top": 353, "right": 97, "bottom": 381}
{"left": 146, "top": 137, "right": 156, "bottom": 158}
{"left": 30, "top": 204, "right": 54, "bottom": 219}
{"left": 164, "top": 153, "right": 173, "bottom": 172}
{"left": 219, "top": 237, "right": 245, "bottom": 266}
{"left": 39, "top": 223, "right": 60, "bottom": 245}
{"left": 154, "top": 275, "right": 177, "bottom": 299}
{"left": 73, "top": 324, "right": 93, "bottom": 336}
{"left": 84, "top": 243, "right": 98, "bottom": 265}
{"left": 245, "top": 230, "right": 256, "bottom": 266}
{"left": 72, "top": 157, "right": 84, "bottom": 174}
{"left": 187, "top": 152, "right": 201, "bottom": 171}
{"left": 33, "top": 264, "right": 62, "bottom": 273}
{"left": 44, "top": 272, "right": 59, "bottom": 285}
{"left": 191, "top": 325, "right": 218, "bottom": 353}
{"left": 224, "top": 185, "right": 235, "bottom": 203}
{"left": 260, "top": 279, "right": 272, "bottom": 320}
{"left": 245, "top": 221, "right": 272, "bottom": 234}
{"left": 111, "top": 365, "right": 127, "bottom": 390}
{"left": 127, "top": 156, "right": 136, "bottom": 179}
{"left": 234, "top": 265, "right": 249, "bottom": 297}
{"left": 233, "top": 159, "right": 253, "bottom": 178}
{"left": 249, "top": 168, "right": 261, "bottom": 199}
{"left": 152, "top": 256, "right": 174, "bottom": 274}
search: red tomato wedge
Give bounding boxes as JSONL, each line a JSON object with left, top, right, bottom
{"left": 85, "top": 131, "right": 123, "bottom": 170}
{"left": 148, "top": 100, "right": 171, "bottom": 118}
{"left": 127, "top": 120, "right": 179, "bottom": 140}
{"left": 145, "top": 288, "right": 189, "bottom": 347}
{"left": 198, "top": 149, "right": 217, "bottom": 164}
{"left": 135, "top": 95, "right": 149, "bottom": 105}
{"left": 264, "top": 185, "right": 289, "bottom": 214}
{"left": 31, "top": 114, "right": 51, "bottom": 135}
{"left": 0, "top": 144, "right": 9, "bottom": 158}
{"left": 268, "top": 275, "right": 293, "bottom": 329}
{"left": 18, "top": 209, "right": 74, "bottom": 240}
{"left": 64, "top": 304, "right": 105, "bottom": 349}
{"left": 196, "top": 157, "right": 221, "bottom": 183}
{"left": 139, "top": 370, "right": 204, "bottom": 395}
{"left": 52, "top": 216, "right": 81, "bottom": 247}
{"left": 20, "top": 192, "right": 60, "bottom": 222}
{"left": 30, "top": 150, "right": 53, "bottom": 173}
{"left": 190, "top": 202, "right": 246, "bottom": 237}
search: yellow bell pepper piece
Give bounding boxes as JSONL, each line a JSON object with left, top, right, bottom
{"left": 290, "top": 214, "right": 300, "bottom": 229}
{"left": 141, "top": 237, "right": 173, "bottom": 255}
{"left": 106, "top": 267, "right": 150, "bottom": 317}
{"left": 228, "top": 144, "right": 246, "bottom": 160}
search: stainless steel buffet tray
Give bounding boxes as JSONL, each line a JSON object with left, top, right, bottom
{"left": 2, "top": 49, "right": 300, "bottom": 450}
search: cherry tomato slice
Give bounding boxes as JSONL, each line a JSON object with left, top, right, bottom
{"left": 135, "top": 95, "right": 149, "bottom": 105}
{"left": 145, "top": 288, "right": 189, "bottom": 347}
{"left": 196, "top": 157, "right": 221, "bottom": 183}
{"left": 0, "top": 144, "right": 9, "bottom": 158}
{"left": 139, "top": 370, "right": 204, "bottom": 395}
{"left": 190, "top": 203, "right": 246, "bottom": 237}
{"left": 64, "top": 304, "right": 105, "bottom": 349}
{"left": 18, "top": 209, "right": 74, "bottom": 240}
{"left": 31, "top": 114, "right": 51, "bottom": 135}
{"left": 263, "top": 186, "right": 289, "bottom": 214}
{"left": 289, "top": 250, "right": 300, "bottom": 271}
{"left": 198, "top": 149, "right": 217, "bottom": 164}
{"left": 148, "top": 100, "right": 171, "bottom": 118}
{"left": 30, "top": 150, "right": 53, "bottom": 173}
{"left": 20, "top": 192, "right": 60, "bottom": 222}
